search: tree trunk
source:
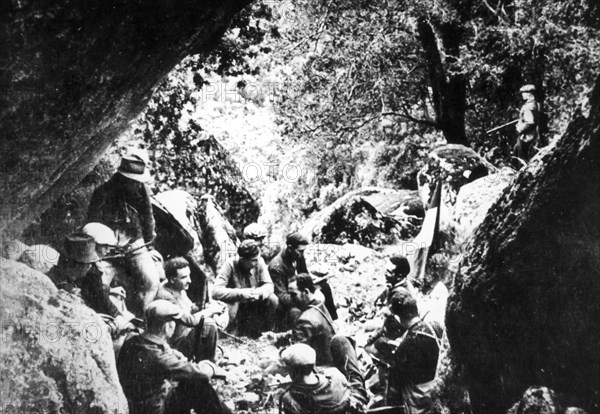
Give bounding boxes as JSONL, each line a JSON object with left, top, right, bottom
{"left": 416, "top": 18, "right": 469, "bottom": 146}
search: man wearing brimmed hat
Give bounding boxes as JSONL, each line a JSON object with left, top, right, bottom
{"left": 88, "top": 148, "right": 160, "bottom": 317}
{"left": 280, "top": 343, "right": 368, "bottom": 414}
{"left": 47, "top": 232, "right": 101, "bottom": 293}
{"left": 117, "top": 300, "right": 228, "bottom": 414}
{"left": 48, "top": 231, "right": 135, "bottom": 336}
{"left": 514, "top": 84, "right": 542, "bottom": 162}
{"left": 212, "top": 239, "right": 279, "bottom": 337}
{"left": 269, "top": 232, "right": 338, "bottom": 330}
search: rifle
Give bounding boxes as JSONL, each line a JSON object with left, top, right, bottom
{"left": 485, "top": 119, "right": 518, "bottom": 134}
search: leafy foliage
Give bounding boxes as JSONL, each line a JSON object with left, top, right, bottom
{"left": 127, "top": 3, "right": 281, "bottom": 229}
{"left": 272, "top": 0, "right": 600, "bottom": 191}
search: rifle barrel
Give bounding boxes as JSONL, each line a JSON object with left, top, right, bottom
{"left": 486, "top": 119, "right": 518, "bottom": 134}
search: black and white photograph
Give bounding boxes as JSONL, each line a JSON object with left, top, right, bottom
{"left": 1, "top": 0, "right": 599, "bottom": 413}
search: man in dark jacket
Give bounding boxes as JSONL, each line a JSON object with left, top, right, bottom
{"left": 269, "top": 233, "right": 337, "bottom": 329}
{"left": 280, "top": 342, "right": 368, "bottom": 414}
{"left": 386, "top": 289, "right": 443, "bottom": 414}
{"left": 288, "top": 273, "right": 337, "bottom": 366}
{"left": 88, "top": 149, "right": 160, "bottom": 317}
{"left": 117, "top": 300, "right": 227, "bottom": 414}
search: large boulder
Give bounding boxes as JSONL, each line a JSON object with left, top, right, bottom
{"left": 452, "top": 167, "right": 516, "bottom": 243}
{"left": 302, "top": 187, "right": 424, "bottom": 248}
{"left": 446, "top": 77, "right": 600, "bottom": 413}
{"left": 0, "top": 260, "right": 127, "bottom": 413}
{"left": 0, "top": 0, "right": 251, "bottom": 239}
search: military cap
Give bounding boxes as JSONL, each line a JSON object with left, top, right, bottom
{"left": 281, "top": 343, "right": 316, "bottom": 366}
{"left": 145, "top": 300, "right": 183, "bottom": 322}
{"left": 63, "top": 232, "right": 100, "bottom": 264}
{"left": 519, "top": 84, "right": 536, "bottom": 93}
{"left": 238, "top": 239, "right": 260, "bottom": 259}
{"left": 286, "top": 232, "right": 310, "bottom": 247}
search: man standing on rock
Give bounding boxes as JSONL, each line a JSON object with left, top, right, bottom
{"left": 88, "top": 148, "right": 161, "bottom": 317}
{"left": 156, "top": 257, "right": 224, "bottom": 362}
{"left": 212, "top": 239, "right": 279, "bottom": 337}
{"left": 514, "top": 84, "right": 542, "bottom": 162}
{"left": 269, "top": 232, "right": 338, "bottom": 329}
{"left": 117, "top": 300, "right": 228, "bottom": 414}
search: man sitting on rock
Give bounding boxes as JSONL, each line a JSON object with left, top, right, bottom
{"left": 383, "top": 289, "right": 443, "bottom": 413}
{"left": 88, "top": 148, "right": 161, "bottom": 317}
{"left": 117, "top": 300, "right": 228, "bottom": 414}
{"left": 212, "top": 239, "right": 279, "bottom": 337}
{"left": 156, "top": 257, "right": 224, "bottom": 362}
{"left": 376, "top": 253, "right": 411, "bottom": 304}
{"left": 280, "top": 343, "right": 368, "bottom": 414}
{"left": 269, "top": 233, "right": 337, "bottom": 329}
{"left": 48, "top": 232, "right": 134, "bottom": 333}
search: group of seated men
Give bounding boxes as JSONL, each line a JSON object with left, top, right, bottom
{"left": 49, "top": 221, "right": 443, "bottom": 414}
{"left": 45, "top": 150, "right": 443, "bottom": 414}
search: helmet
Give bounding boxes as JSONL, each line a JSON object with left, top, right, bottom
{"left": 82, "top": 222, "right": 118, "bottom": 246}
{"left": 243, "top": 223, "right": 268, "bottom": 240}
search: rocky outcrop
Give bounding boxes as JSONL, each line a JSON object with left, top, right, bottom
{"left": 446, "top": 77, "right": 600, "bottom": 413}
{"left": 452, "top": 167, "right": 516, "bottom": 243}
{"left": 302, "top": 187, "right": 425, "bottom": 247}
{"left": 19, "top": 244, "right": 60, "bottom": 274}
{"left": 417, "top": 144, "right": 496, "bottom": 209}
{"left": 0, "top": 260, "right": 127, "bottom": 413}
{"left": 0, "top": 0, "right": 252, "bottom": 239}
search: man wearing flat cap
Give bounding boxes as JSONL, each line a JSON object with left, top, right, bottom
{"left": 514, "top": 84, "right": 542, "bottom": 162}
{"left": 269, "top": 232, "right": 337, "bottom": 329}
{"left": 212, "top": 239, "right": 279, "bottom": 337}
{"left": 117, "top": 300, "right": 228, "bottom": 414}
{"left": 280, "top": 343, "right": 368, "bottom": 414}
{"left": 88, "top": 148, "right": 161, "bottom": 317}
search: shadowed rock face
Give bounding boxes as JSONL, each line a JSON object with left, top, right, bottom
{"left": 0, "top": 0, "right": 251, "bottom": 239}
{"left": 1, "top": 260, "right": 128, "bottom": 413}
{"left": 446, "top": 76, "right": 600, "bottom": 414}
